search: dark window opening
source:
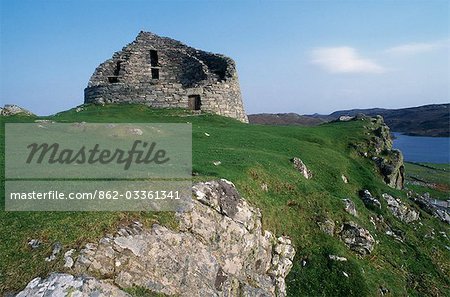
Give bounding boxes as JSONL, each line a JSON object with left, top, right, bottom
{"left": 108, "top": 77, "right": 119, "bottom": 83}
{"left": 114, "top": 61, "right": 121, "bottom": 76}
{"left": 188, "top": 95, "right": 201, "bottom": 110}
{"left": 108, "top": 61, "right": 121, "bottom": 83}
{"left": 150, "top": 50, "right": 158, "bottom": 66}
{"left": 151, "top": 68, "right": 159, "bottom": 79}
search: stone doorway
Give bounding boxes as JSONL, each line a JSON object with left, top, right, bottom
{"left": 188, "top": 95, "right": 201, "bottom": 110}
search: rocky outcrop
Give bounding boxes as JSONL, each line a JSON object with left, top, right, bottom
{"left": 16, "top": 273, "right": 130, "bottom": 297}
{"left": 359, "top": 189, "right": 381, "bottom": 209}
{"left": 382, "top": 193, "right": 419, "bottom": 223}
{"left": 352, "top": 115, "right": 405, "bottom": 189}
{"left": 0, "top": 104, "right": 34, "bottom": 116}
{"left": 408, "top": 192, "right": 450, "bottom": 224}
{"left": 70, "top": 179, "right": 295, "bottom": 296}
{"left": 339, "top": 221, "right": 375, "bottom": 256}
{"left": 291, "top": 157, "right": 312, "bottom": 179}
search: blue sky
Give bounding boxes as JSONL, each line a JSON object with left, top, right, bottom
{"left": 1, "top": 0, "right": 448, "bottom": 115}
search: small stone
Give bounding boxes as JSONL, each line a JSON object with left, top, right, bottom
{"left": 261, "top": 183, "right": 268, "bottom": 192}
{"left": 291, "top": 157, "right": 312, "bottom": 179}
{"left": 45, "top": 242, "right": 62, "bottom": 262}
{"left": 127, "top": 128, "right": 143, "bottom": 135}
{"left": 204, "top": 132, "right": 210, "bottom": 136}
{"left": 341, "top": 175, "right": 349, "bottom": 183}
{"left": 342, "top": 271, "right": 349, "bottom": 277}
{"left": 213, "top": 161, "right": 221, "bottom": 166}
{"left": 63, "top": 249, "right": 75, "bottom": 268}
{"left": 342, "top": 199, "right": 357, "bottom": 217}
{"left": 328, "top": 255, "right": 348, "bottom": 262}
{"left": 28, "top": 239, "right": 41, "bottom": 249}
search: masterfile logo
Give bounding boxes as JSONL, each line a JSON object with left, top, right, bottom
{"left": 4, "top": 123, "right": 192, "bottom": 211}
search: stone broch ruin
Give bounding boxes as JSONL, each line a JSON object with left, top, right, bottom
{"left": 84, "top": 31, "right": 248, "bottom": 122}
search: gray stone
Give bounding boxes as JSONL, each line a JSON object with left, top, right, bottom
{"left": 84, "top": 31, "right": 248, "bottom": 123}
{"left": 340, "top": 221, "right": 375, "bottom": 255}
{"left": 45, "top": 242, "right": 62, "bottom": 262}
{"left": 359, "top": 189, "right": 381, "bottom": 209}
{"left": 342, "top": 199, "right": 358, "bottom": 217}
{"left": 291, "top": 157, "right": 312, "bottom": 179}
{"left": 328, "top": 254, "right": 348, "bottom": 261}
{"left": 28, "top": 239, "right": 41, "bottom": 249}
{"left": 317, "top": 218, "right": 335, "bottom": 235}
{"left": 74, "top": 179, "right": 295, "bottom": 297}
{"left": 15, "top": 273, "right": 130, "bottom": 297}
{"left": 382, "top": 193, "right": 419, "bottom": 223}
{"left": 0, "top": 104, "right": 34, "bottom": 116}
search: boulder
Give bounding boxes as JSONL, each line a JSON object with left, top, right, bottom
{"left": 291, "top": 157, "right": 312, "bottom": 179}
{"left": 0, "top": 104, "right": 34, "bottom": 116}
{"left": 317, "top": 218, "right": 335, "bottom": 236}
{"left": 73, "top": 179, "right": 295, "bottom": 297}
{"left": 15, "top": 273, "right": 130, "bottom": 297}
{"left": 359, "top": 190, "right": 381, "bottom": 209}
{"left": 342, "top": 199, "right": 358, "bottom": 216}
{"left": 382, "top": 193, "right": 419, "bottom": 223}
{"left": 339, "top": 221, "right": 375, "bottom": 256}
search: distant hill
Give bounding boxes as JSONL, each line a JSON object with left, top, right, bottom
{"left": 249, "top": 104, "right": 449, "bottom": 137}
{"left": 248, "top": 113, "right": 325, "bottom": 126}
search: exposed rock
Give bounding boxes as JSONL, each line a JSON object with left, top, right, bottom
{"left": 127, "top": 127, "right": 143, "bottom": 135}
{"left": 352, "top": 115, "right": 405, "bottom": 189}
{"left": 408, "top": 192, "right": 450, "bottom": 224}
{"left": 359, "top": 189, "right": 381, "bottom": 209}
{"left": 0, "top": 104, "right": 34, "bottom": 116}
{"left": 338, "top": 115, "right": 354, "bottom": 122}
{"left": 317, "top": 218, "right": 335, "bottom": 235}
{"left": 16, "top": 273, "right": 130, "bottom": 297}
{"left": 291, "top": 157, "right": 312, "bottom": 179}
{"left": 73, "top": 179, "right": 295, "bottom": 297}
{"left": 261, "top": 183, "right": 268, "bottom": 192}
{"left": 342, "top": 199, "right": 358, "bottom": 217}
{"left": 45, "top": 242, "right": 62, "bottom": 262}
{"left": 64, "top": 249, "right": 75, "bottom": 268}
{"left": 339, "top": 221, "right": 375, "bottom": 256}
{"left": 373, "top": 151, "right": 405, "bottom": 189}
{"left": 341, "top": 174, "right": 349, "bottom": 183}
{"left": 328, "top": 254, "right": 348, "bottom": 262}
{"left": 28, "top": 239, "right": 41, "bottom": 249}
{"left": 382, "top": 193, "right": 419, "bottom": 223}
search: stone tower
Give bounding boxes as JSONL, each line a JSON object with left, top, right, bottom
{"left": 84, "top": 31, "right": 248, "bottom": 122}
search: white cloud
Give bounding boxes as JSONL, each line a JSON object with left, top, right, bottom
{"left": 311, "top": 47, "right": 385, "bottom": 74}
{"left": 385, "top": 42, "right": 439, "bottom": 55}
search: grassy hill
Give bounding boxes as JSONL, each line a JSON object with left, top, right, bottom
{"left": 1, "top": 104, "right": 449, "bottom": 296}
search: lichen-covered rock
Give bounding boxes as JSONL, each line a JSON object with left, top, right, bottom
{"left": 0, "top": 104, "right": 34, "bottom": 116}
{"left": 408, "top": 192, "right": 450, "bottom": 225}
{"left": 15, "top": 273, "right": 130, "bottom": 297}
{"left": 339, "top": 221, "right": 375, "bottom": 256}
{"left": 342, "top": 198, "right": 358, "bottom": 216}
{"left": 373, "top": 151, "right": 405, "bottom": 189}
{"left": 74, "top": 179, "right": 295, "bottom": 297}
{"left": 317, "top": 218, "right": 335, "bottom": 235}
{"left": 351, "top": 115, "right": 405, "bottom": 189}
{"left": 382, "top": 193, "right": 419, "bottom": 223}
{"left": 291, "top": 157, "right": 312, "bottom": 179}
{"left": 359, "top": 189, "right": 381, "bottom": 209}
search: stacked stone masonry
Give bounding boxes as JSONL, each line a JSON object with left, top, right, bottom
{"left": 84, "top": 31, "right": 248, "bottom": 122}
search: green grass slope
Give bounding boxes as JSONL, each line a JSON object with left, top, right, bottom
{"left": 1, "top": 104, "right": 449, "bottom": 296}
